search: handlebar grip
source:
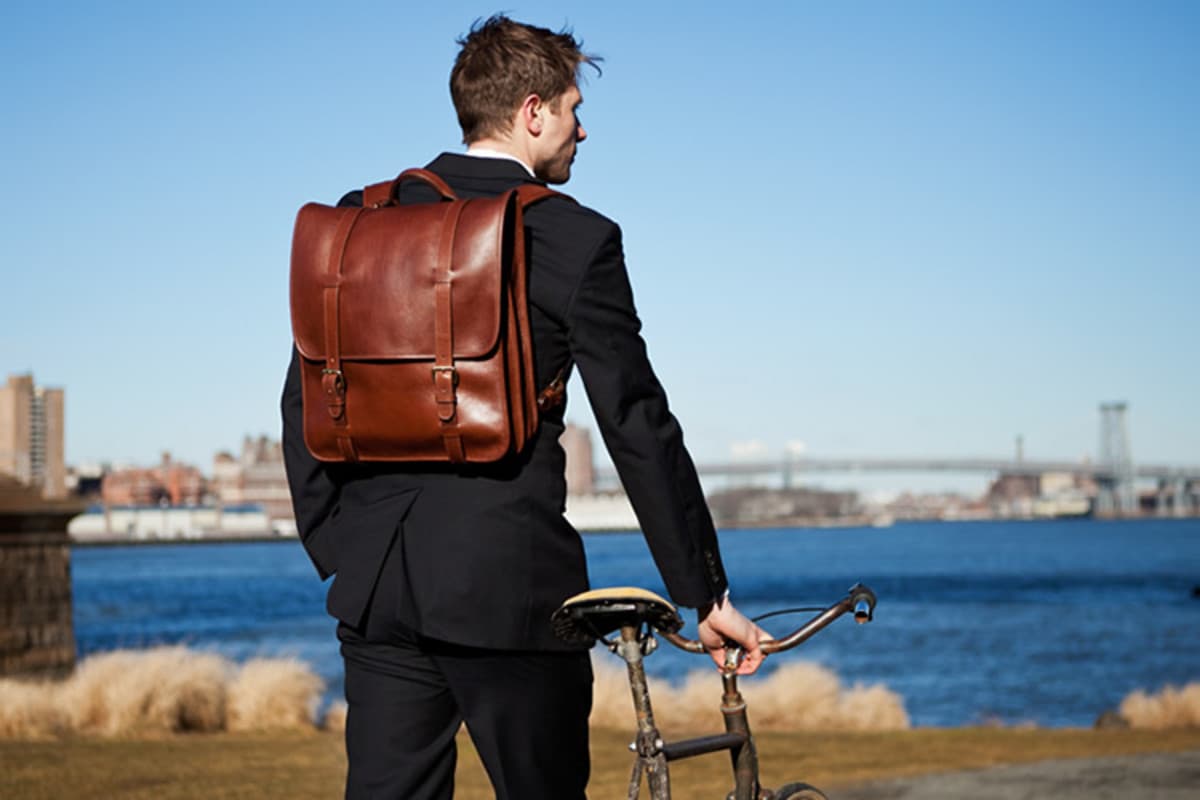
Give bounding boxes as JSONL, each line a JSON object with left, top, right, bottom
{"left": 849, "top": 583, "right": 877, "bottom": 624}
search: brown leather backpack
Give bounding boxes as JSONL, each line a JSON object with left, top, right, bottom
{"left": 290, "top": 168, "right": 566, "bottom": 463}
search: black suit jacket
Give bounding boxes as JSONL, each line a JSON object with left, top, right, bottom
{"left": 281, "top": 153, "right": 728, "bottom": 650}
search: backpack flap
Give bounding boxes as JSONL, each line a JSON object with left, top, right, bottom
{"left": 290, "top": 195, "right": 511, "bottom": 362}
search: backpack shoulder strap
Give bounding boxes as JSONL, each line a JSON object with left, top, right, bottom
{"left": 516, "top": 184, "right": 574, "bottom": 208}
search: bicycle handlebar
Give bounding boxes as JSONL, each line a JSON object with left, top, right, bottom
{"left": 659, "top": 583, "right": 876, "bottom": 656}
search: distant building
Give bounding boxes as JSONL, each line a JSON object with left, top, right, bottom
{"left": 212, "top": 435, "right": 294, "bottom": 524}
{"left": 878, "top": 490, "right": 990, "bottom": 522}
{"left": 101, "top": 452, "right": 205, "bottom": 506}
{"left": 65, "top": 462, "right": 105, "bottom": 499}
{"left": 0, "top": 373, "right": 66, "bottom": 499}
{"left": 986, "top": 473, "right": 1040, "bottom": 517}
{"left": 986, "top": 471, "right": 1095, "bottom": 518}
{"left": 560, "top": 423, "right": 595, "bottom": 495}
{"left": 707, "top": 485, "right": 860, "bottom": 526}
{"left": 563, "top": 491, "right": 638, "bottom": 531}
{"left": 68, "top": 503, "right": 274, "bottom": 542}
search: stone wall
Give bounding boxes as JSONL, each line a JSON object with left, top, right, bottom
{"left": 0, "top": 528, "right": 76, "bottom": 677}
{"left": 0, "top": 474, "right": 79, "bottom": 678}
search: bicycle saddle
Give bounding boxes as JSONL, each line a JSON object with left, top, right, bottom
{"left": 552, "top": 586, "right": 684, "bottom": 646}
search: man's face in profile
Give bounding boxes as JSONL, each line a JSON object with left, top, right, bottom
{"left": 533, "top": 84, "right": 587, "bottom": 185}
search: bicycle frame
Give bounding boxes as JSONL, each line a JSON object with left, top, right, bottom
{"left": 609, "top": 585, "right": 876, "bottom": 800}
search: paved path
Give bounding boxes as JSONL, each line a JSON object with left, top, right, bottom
{"left": 835, "top": 750, "right": 1200, "bottom": 799}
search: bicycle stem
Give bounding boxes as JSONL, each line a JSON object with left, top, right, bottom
{"left": 721, "top": 670, "right": 761, "bottom": 800}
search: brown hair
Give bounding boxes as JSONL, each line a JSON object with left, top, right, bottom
{"left": 450, "top": 15, "right": 601, "bottom": 144}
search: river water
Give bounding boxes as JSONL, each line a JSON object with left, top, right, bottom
{"left": 71, "top": 518, "right": 1200, "bottom": 727}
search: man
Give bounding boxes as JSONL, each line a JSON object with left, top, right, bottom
{"left": 282, "top": 15, "right": 766, "bottom": 799}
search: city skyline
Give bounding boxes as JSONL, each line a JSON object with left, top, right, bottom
{"left": 53, "top": 412, "right": 1198, "bottom": 504}
{"left": 4, "top": 2, "right": 1197, "bottom": 472}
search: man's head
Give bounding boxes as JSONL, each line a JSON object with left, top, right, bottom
{"left": 451, "top": 15, "right": 600, "bottom": 183}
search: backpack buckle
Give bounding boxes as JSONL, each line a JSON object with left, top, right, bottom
{"left": 432, "top": 366, "right": 459, "bottom": 421}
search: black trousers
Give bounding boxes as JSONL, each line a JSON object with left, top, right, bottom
{"left": 337, "top": 616, "right": 593, "bottom": 799}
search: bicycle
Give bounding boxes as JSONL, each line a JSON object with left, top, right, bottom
{"left": 552, "top": 583, "right": 877, "bottom": 799}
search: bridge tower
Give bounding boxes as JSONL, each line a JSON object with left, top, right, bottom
{"left": 1097, "top": 402, "right": 1137, "bottom": 515}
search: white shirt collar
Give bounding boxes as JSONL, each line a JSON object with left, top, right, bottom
{"left": 464, "top": 146, "right": 537, "bottom": 179}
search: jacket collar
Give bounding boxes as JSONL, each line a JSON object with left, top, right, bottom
{"left": 424, "top": 152, "right": 546, "bottom": 186}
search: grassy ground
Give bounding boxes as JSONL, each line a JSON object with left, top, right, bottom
{"left": 2, "top": 727, "right": 1199, "bottom": 799}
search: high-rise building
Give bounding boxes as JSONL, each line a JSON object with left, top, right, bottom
{"left": 560, "top": 423, "right": 595, "bottom": 496}
{"left": 0, "top": 374, "right": 65, "bottom": 499}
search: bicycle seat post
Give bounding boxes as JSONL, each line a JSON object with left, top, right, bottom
{"left": 617, "top": 624, "right": 671, "bottom": 799}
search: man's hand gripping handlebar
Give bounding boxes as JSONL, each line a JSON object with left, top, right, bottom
{"left": 666, "top": 584, "right": 878, "bottom": 673}
{"left": 696, "top": 596, "right": 770, "bottom": 675}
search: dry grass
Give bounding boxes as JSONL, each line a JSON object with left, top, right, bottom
{"left": 0, "top": 681, "right": 66, "bottom": 739}
{"left": 320, "top": 700, "right": 348, "bottom": 733}
{"left": 5, "top": 648, "right": 909, "bottom": 741}
{"left": 0, "top": 648, "right": 326, "bottom": 739}
{"left": 0, "top": 732, "right": 344, "bottom": 800}
{"left": 1120, "top": 682, "right": 1200, "bottom": 729}
{"left": 590, "top": 657, "right": 909, "bottom": 733}
{"left": 6, "top": 647, "right": 1198, "bottom": 797}
{"left": 226, "top": 658, "right": 324, "bottom": 733}
{"left": 63, "top": 648, "right": 229, "bottom": 736}
{"left": 3, "top": 727, "right": 1200, "bottom": 799}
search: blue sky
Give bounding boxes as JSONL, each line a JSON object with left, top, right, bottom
{"left": 3, "top": 1, "right": 1197, "bottom": 484}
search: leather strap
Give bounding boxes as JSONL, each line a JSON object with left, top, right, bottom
{"left": 401, "top": 168, "right": 458, "bottom": 200}
{"left": 321, "top": 207, "right": 364, "bottom": 461}
{"left": 362, "top": 180, "right": 392, "bottom": 208}
{"left": 432, "top": 200, "right": 467, "bottom": 462}
{"left": 424, "top": 180, "right": 562, "bottom": 457}
{"left": 363, "top": 168, "right": 459, "bottom": 209}
{"left": 515, "top": 184, "right": 560, "bottom": 207}
{"left": 537, "top": 369, "right": 567, "bottom": 412}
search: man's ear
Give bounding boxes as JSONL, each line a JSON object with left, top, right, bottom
{"left": 518, "top": 93, "right": 544, "bottom": 136}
